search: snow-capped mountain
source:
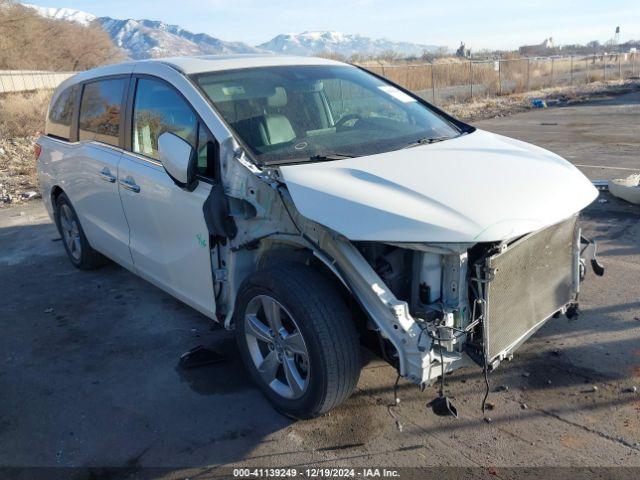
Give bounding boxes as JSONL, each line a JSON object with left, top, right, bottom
{"left": 22, "top": 3, "right": 95, "bottom": 26}
{"left": 23, "top": 4, "right": 264, "bottom": 59}
{"left": 23, "top": 4, "right": 443, "bottom": 59}
{"left": 259, "top": 31, "right": 441, "bottom": 57}
{"left": 95, "top": 18, "right": 264, "bottom": 59}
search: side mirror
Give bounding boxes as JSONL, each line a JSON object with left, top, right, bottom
{"left": 158, "top": 132, "right": 197, "bottom": 190}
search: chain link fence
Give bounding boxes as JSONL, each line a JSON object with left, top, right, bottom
{"left": 362, "top": 53, "right": 639, "bottom": 105}
{"left": 0, "top": 70, "right": 76, "bottom": 94}
{"left": 2, "top": 53, "right": 639, "bottom": 103}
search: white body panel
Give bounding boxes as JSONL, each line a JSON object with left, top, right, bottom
{"left": 117, "top": 153, "right": 215, "bottom": 317}
{"left": 280, "top": 129, "right": 598, "bottom": 242}
{"left": 38, "top": 139, "right": 134, "bottom": 268}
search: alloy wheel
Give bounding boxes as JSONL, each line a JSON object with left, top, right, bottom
{"left": 244, "top": 295, "right": 310, "bottom": 399}
{"left": 59, "top": 204, "right": 82, "bottom": 261}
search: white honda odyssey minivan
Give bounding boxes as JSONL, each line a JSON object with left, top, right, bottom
{"left": 37, "top": 54, "right": 603, "bottom": 418}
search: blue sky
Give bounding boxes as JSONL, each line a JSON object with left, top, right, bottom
{"left": 26, "top": 0, "right": 640, "bottom": 50}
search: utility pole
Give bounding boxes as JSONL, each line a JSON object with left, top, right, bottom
{"left": 469, "top": 60, "right": 473, "bottom": 100}
{"left": 570, "top": 55, "right": 573, "bottom": 85}
{"left": 431, "top": 64, "right": 436, "bottom": 104}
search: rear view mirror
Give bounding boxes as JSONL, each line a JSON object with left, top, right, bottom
{"left": 158, "top": 132, "right": 197, "bottom": 190}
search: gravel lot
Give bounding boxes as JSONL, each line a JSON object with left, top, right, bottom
{"left": 1, "top": 91, "right": 639, "bottom": 477}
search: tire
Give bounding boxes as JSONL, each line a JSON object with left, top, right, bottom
{"left": 234, "top": 263, "right": 361, "bottom": 419}
{"left": 54, "top": 192, "right": 108, "bottom": 270}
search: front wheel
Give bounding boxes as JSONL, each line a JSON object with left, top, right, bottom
{"left": 234, "top": 263, "right": 361, "bottom": 419}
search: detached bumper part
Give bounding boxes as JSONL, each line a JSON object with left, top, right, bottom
{"left": 581, "top": 235, "right": 605, "bottom": 277}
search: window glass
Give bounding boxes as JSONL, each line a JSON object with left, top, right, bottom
{"left": 47, "top": 85, "right": 78, "bottom": 140}
{"left": 79, "top": 78, "right": 126, "bottom": 147}
{"left": 322, "top": 79, "right": 409, "bottom": 124}
{"left": 196, "top": 123, "right": 216, "bottom": 178}
{"left": 132, "top": 78, "right": 196, "bottom": 160}
{"left": 193, "top": 66, "right": 461, "bottom": 165}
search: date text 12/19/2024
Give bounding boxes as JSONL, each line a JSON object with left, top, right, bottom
{"left": 233, "top": 468, "right": 401, "bottom": 478}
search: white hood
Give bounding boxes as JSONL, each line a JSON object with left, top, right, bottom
{"left": 279, "top": 129, "right": 598, "bottom": 243}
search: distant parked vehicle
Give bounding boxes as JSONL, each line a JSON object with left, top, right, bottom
{"left": 36, "top": 55, "right": 603, "bottom": 418}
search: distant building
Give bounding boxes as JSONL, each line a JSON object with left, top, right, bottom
{"left": 456, "top": 42, "right": 471, "bottom": 58}
{"left": 519, "top": 37, "right": 555, "bottom": 56}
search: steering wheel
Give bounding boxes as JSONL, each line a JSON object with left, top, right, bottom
{"left": 334, "top": 113, "right": 363, "bottom": 129}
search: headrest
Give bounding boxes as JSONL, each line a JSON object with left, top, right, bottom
{"left": 267, "top": 87, "right": 287, "bottom": 108}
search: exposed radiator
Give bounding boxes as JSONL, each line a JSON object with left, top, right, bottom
{"left": 483, "top": 215, "right": 580, "bottom": 365}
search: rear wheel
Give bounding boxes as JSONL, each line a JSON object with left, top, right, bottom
{"left": 234, "top": 263, "right": 361, "bottom": 418}
{"left": 55, "top": 193, "right": 107, "bottom": 270}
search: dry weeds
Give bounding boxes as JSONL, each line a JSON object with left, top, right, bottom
{"left": 0, "top": 90, "right": 51, "bottom": 138}
{"left": 0, "top": 90, "right": 51, "bottom": 205}
{"left": 447, "top": 79, "right": 640, "bottom": 122}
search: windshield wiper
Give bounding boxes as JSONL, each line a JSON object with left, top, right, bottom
{"left": 308, "top": 153, "right": 356, "bottom": 162}
{"left": 401, "top": 136, "right": 451, "bottom": 149}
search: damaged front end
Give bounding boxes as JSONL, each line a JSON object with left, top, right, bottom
{"left": 214, "top": 140, "right": 603, "bottom": 414}
{"left": 346, "top": 213, "right": 604, "bottom": 393}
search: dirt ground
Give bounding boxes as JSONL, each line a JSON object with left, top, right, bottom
{"left": 0, "top": 91, "right": 639, "bottom": 478}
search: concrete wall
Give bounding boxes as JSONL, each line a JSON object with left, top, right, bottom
{"left": 0, "top": 70, "right": 76, "bottom": 94}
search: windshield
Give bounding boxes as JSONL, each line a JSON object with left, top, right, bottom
{"left": 192, "top": 65, "right": 462, "bottom": 165}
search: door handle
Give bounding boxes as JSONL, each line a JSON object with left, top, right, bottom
{"left": 99, "top": 167, "right": 116, "bottom": 183}
{"left": 119, "top": 177, "right": 141, "bottom": 193}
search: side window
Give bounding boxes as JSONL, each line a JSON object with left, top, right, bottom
{"left": 196, "top": 123, "right": 217, "bottom": 179}
{"left": 47, "top": 85, "right": 78, "bottom": 141}
{"left": 78, "top": 78, "right": 126, "bottom": 147}
{"left": 131, "top": 78, "right": 196, "bottom": 160}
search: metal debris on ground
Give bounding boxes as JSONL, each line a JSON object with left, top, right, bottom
{"left": 178, "top": 345, "right": 226, "bottom": 369}
{"left": 20, "top": 191, "right": 38, "bottom": 200}
{"left": 521, "top": 403, "right": 529, "bottom": 410}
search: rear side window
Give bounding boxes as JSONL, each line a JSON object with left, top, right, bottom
{"left": 131, "top": 78, "right": 197, "bottom": 160}
{"left": 79, "top": 78, "right": 126, "bottom": 147}
{"left": 47, "top": 85, "right": 78, "bottom": 141}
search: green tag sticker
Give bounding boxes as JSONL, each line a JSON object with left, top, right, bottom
{"left": 196, "top": 234, "right": 207, "bottom": 248}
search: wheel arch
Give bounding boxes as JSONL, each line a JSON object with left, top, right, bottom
{"left": 254, "top": 241, "right": 372, "bottom": 341}
{"left": 50, "top": 185, "right": 64, "bottom": 207}
{"left": 49, "top": 185, "right": 65, "bottom": 222}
